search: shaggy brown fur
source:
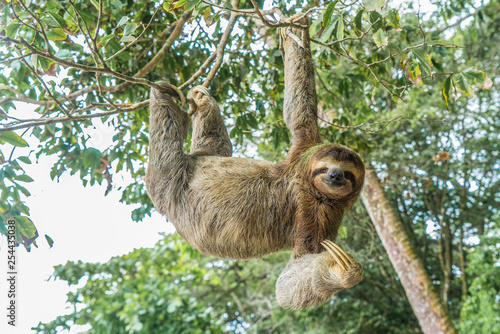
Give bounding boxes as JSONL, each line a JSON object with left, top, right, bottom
{"left": 146, "top": 22, "right": 365, "bottom": 309}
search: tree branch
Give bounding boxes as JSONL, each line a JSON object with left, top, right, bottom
{"left": 134, "top": 11, "right": 192, "bottom": 78}
{"left": 202, "top": 0, "right": 241, "bottom": 88}
{"left": 0, "top": 101, "right": 149, "bottom": 133}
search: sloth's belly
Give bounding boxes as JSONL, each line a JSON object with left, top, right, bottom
{"left": 175, "top": 197, "right": 295, "bottom": 259}
{"left": 173, "top": 155, "right": 295, "bottom": 259}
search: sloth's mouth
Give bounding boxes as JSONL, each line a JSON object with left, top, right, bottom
{"left": 323, "top": 178, "right": 346, "bottom": 187}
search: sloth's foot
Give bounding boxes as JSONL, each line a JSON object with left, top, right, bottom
{"left": 321, "top": 239, "right": 363, "bottom": 288}
{"left": 152, "top": 81, "right": 186, "bottom": 107}
{"left": 188, "top": 85, "right": 211, "bottom": 101}
{"left": 278, "top": 14, "right": 309, "bottom": 48}
{"left": 187, "top": 85, "right": 214, "bottom": 116}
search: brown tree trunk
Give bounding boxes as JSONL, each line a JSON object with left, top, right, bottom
{"left": 361, "top": 169, "right": 457, "bottom": 334}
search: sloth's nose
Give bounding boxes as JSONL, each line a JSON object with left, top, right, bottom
{"left": 328, "top": 168, "right": 345, "bottom": 183}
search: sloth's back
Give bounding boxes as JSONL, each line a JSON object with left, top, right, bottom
{"left": 175, "top": 155, "right": 296, "bottom": 259}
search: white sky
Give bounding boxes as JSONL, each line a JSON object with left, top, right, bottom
{"left": 0, "top": 105, "right": 174, "bottom": 333}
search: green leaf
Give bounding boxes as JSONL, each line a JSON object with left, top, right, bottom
{"left": 442, "top": 76, "right": 452, "bottom": 109}
{"left": 38, "top": 57, "right": 54, "bottom": 71}
{"left": 15, "top": 174, "right": 34, "bottom": 183}
{"left": 363, "top": 0, "right": 385, "bottom": 11}
{"left": 174, "top": 0, "right": 191, "bottom": 9}
{"left": 470, "top": 24, "right": 477, "bottom": 41}
{"left": 120, "top": 35, "right": 135, "bottom": 43}
{"left": 184, "top": 0, "right": 201, "bottom": 11}
{"left": 5, "top": 21, "right": 21, "bottom": 38}
{"left": 320, "top": 15, "right": 339, "bottom": 42}
{"left": 246, "top": 113, "right": 259, "bottom": 129}
{"left": 16, "top": 184, "right": 31, "bottom": 197}
{"left": 336, "top": 14, "right": 344, "bottom": 40}
{"left": 15, "top": 216, "right": 38, "bottom": 242}
{"left": 46, "top": 28, "right": 67, "bottom": 41}
{"left": 407, "top": 60, "right": 422, "bottom": 86}
{"left": 90, "top": 0, "right": 100, "bottom": 10}
{"left": 464, "top": 69, "right": 493, "bottom": 89}
{"left": 54, "top": 49, "right": 73, "bottom": 60}
{"left": 412, "top": 49, "right": 433, "bottom": 74}
{"left": 82, "top": 148, "right": 102, "bottom": 170}
{"left": 354, "top": 10, "right": 364, "bottom": 31}
{"left": 323, "top": 1, "right": 338, "bottom": 28}
{"left": 31, "top": 54, "right": 39, "bottom": 69}
{"left": 0, "top": 131, "right": 28, "bottom": 147}
{"left": 427, "top": 39, "right": 449, "bottom": 46}
{"left": 45, "top": 234, "right": 54, "bottom": 248}
{"left": 454, "top": 73, "right": 474, "bottom": 98}
{"left": 123, "top": 23, "right": 138, "bottom": 36}
{"left": 17, "top": 156, "right": 31, "bottom": 164}
{"left": 163, "top": 0, "right": 173, "bottom": 11}
{"left": 373, "top": 29, "right": 388, "bottom": 47}
{"left": 386, "top": 9, "right": 401, "bottom": 31}
{"left": 388, "top": 42, "right": 408, "bottom": 59}
{"left": 98, "top": 34, "right": 115, "bottom": 47}
{"left": 369, "top": 11, "right": 383, "bottom": 32}
{"left": 45, "top": 12, "right": 67, "bottom": 28}
{"left": 116, "top": 16, "right": 129, "bottom": 27}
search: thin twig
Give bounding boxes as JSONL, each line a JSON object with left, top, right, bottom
{"left": 68, "top": 0, "right": 107, "bottom": 67}
{"left": 18, "top": 0, "right": 51, "bottom": 54}
{"left": 227, "top": 0, "right": 305, "bottom": 28}
{"left": 0, "top": 101, "right": 149, "bottom": 133}
{"left": 319, "top": 114, "right": 449, "bottom": 133}
{"left": 0, "top": 52, "right": 34, "bottom": 64}
{"left": 105, "top": 5, "right": 163, "bottom": 62}
{"left": 202, "top": 0, "right": 254, "bottom": 14}
{"left": 203, "top": 0, "right": 240, "bottom": 87}
{"left": 17, "top": 50, "right": 71, "bottom": 116}
{"left": 1, "top": 36, "right": 180, "bottom": 97}
{"left": 179, "top": 53, "right": 217, "bottom": 90}
{"left": 93, "top": 0, "right": 103, "bottom": 42}
{"left": 10, "top": 4, "right": 40, "bottom": 34}
{"left": 134, "top": 11, "right": 192, "bottom": 78}
{"left": 0, "top": 11, "right": 189, "bottom": 111}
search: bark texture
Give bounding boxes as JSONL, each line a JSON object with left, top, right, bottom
{"left": 361, "top": 169, "right": 457, "bottom": 334}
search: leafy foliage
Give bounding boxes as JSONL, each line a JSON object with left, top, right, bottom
{"left": 0, "top": 0, "right": 498, "bottom": 332}
{"left": 459, "top": 219, "right": 500, "bottom": 334}
{"left": 34, "top": 234, "right": 227, "bottom": 334}
{"left": 35, "top": 225, "right": 421, "bottom": 334}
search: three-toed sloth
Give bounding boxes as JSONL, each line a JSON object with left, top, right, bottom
{"left": 146, "top": 24, "right": 365, "bottom": 309}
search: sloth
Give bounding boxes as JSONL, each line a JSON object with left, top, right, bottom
{"left": 146, "top": 24, "right": 365, "bottom": 309}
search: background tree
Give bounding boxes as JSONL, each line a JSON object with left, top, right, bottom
{"left": 0, "top": 0, "right": 497, "bottom": 333}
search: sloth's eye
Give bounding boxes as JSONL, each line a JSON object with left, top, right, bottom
{"left": 344, "top": 171, "right": 354, "bottom": 180}
{"left": 313, "top": 168, "right": 328, "bottom": 176}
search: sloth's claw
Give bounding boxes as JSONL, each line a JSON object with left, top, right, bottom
{"left": 321, "top": 239, "right": 350, "bottom": 270}
{"left": 321, "top": 239, "right": 363, "bottom": 288}
{"left": 188, "top": 85, "right": 211, "bottom": 102}
{"left": 187, "top": 85, "right": 213, "bottom": 116}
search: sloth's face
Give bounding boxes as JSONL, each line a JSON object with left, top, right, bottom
{"left": 309, "top": 149, "right": 364, "bottom": 200}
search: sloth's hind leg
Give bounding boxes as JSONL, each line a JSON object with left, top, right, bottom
{"left": 188, "top": 86, "right": 232, "bottom": 157}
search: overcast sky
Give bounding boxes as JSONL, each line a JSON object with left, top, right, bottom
{"left": 0, "top": 103, "right": 174, "bottom": 333}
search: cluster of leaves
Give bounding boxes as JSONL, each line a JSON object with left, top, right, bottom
{"left": 1, "top": 0, "right": 498, "bottom": 331}
{"left": 359, "top": 0, "right": 499, "bottom": 325}
{"left": 0, "top": 130, "right": 39, "bottom": 248}
{"left": 459, "top": 219, "right": 500, "bottom": 334}
{"left": 34, "top": 234, "right": 227, "bottom": 333}
{"left": 35, "top": 214, "right": 422, "bottom": 334}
